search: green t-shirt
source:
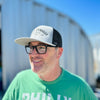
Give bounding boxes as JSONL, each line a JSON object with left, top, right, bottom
{"left": 2, "top": 68, "right": 98, "bottom": 100}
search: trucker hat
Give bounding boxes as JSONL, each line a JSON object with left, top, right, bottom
{"left": 15, "top": 25, "right": 62, "bottom": 47}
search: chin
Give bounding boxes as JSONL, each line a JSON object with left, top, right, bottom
{"left": 32, "top": 66, "right": 43, "bottom": 74}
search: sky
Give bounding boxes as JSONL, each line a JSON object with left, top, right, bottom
{"left": 35, "top": 0, "right": 100, "bottom": 36}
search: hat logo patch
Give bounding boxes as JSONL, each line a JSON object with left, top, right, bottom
{"left": 35, "top": 29, "right": 48, "bottom": 36}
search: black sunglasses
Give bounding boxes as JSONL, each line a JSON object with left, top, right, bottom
{"left": 25, "top": 44, "right": 56, "bottom": 54}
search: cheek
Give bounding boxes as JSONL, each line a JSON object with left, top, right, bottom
{"left": 45, "top": 52, "right": 57, "bottom": 65}
{"left": 29, "top": 56, "right": 33, "bottom": 67}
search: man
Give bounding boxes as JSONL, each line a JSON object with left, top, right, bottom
{"left": 3, "top": 25, "right": 97, "bottom": 100}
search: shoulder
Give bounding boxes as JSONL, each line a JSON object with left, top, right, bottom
{"left": 17, "top": 69, "right": 32, "bottom": 76}
{"left": 62, "top": 68, "right": 89, "bottom": 87}
{"left": 62, "top": 69, "right": 98, "bottom": 99}
{"left": 62, "top": 69, "right": 97, "bottom": 96}
{"left": 15, "top": 69, "right": 36, "bottom": 80}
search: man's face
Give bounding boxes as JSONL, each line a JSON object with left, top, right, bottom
{"left": 28, "top": 41, "right": 63, "bottom": 75}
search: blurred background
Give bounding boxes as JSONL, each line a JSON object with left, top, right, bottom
{"left": 0, "top": 0, "right": 100, "bottom": 99}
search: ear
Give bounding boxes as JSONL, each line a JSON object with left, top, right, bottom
{"left": 57, "top": 48, "right": 63, "bottom": 59}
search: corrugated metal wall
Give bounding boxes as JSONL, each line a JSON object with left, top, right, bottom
{"left": 1, "top": 0, "right": 95, "bottom": 90}
{"left": 90, "top": 34, "right": 100, "bottom": 78}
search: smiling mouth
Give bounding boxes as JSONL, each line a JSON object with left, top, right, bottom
{"left": 33, "top": 60, "right": 41, "bottom": 63}
{"left": 31, "top": 58, "right": 42, "bottom": 63}
{"left": 30, "top": 56, "right": 43, "bottom": 64}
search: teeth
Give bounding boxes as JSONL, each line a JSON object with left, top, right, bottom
{"left": 31, "top": 57, "right": 42, "bottom": 63}
{"left": 33, "top": 60, "right": 40, "bottom": 62}
{"left": 32, "top": 59, "right": 41, "bottom": 63}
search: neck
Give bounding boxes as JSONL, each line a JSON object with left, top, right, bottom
{"left": 38, "top": 66, "right": 62, "bottom": 82}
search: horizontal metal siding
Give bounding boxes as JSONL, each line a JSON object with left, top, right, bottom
{"left": 32, "top": 2, "right": 46, "bottom": 27}
{"left": 67, "top": 23, "right": 76, "bottom": 73}
{"left": 45, "top": 8, "right": 58, "bottom": 27}
{"left": 90, "top": 34, "right": 100, "bottom": 78}
{"left": 77, "top": 32, "right": 86, "bottom": 79}
{"left": 87, "top": 39, "right": 95, "bottom": 85}
{"left": 56, "top": 16, "right": 70, "bottom": 69}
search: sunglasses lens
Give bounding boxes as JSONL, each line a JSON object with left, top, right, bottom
{"left": 25, "top": 45, "right": 47, "bottom": 54}
{"left": 25, "top": 46, "right": 33, "bottom": 54}
{"left": 37, "top": 45, "right": 46, "bottom": 54}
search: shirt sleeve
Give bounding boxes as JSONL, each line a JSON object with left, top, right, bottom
{"left": 2, "top": 74, "right": 19, "bottom": 100}
{"left": 79, "top": 81, "right": 98, "bottom": 100}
